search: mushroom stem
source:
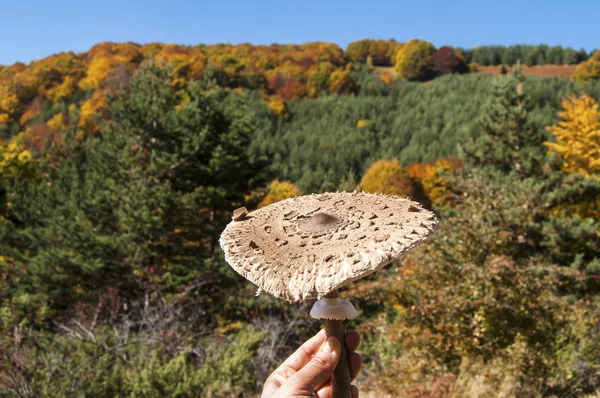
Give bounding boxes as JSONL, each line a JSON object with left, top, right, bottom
{"left": 323, "top": 290, "right": 353, "bottom": 398}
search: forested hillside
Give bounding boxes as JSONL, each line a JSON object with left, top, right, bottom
{"left": 1, "top": 40, "right": 599, "bottom": 143}
{"left": 253, "top": 70, "right": 600, "bottom": 192}
{"left": 1, "top": 40, "right": 600, "bottom": 397}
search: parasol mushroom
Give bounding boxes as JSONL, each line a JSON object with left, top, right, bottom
{"left": 219, "top": 191, "right": 437, "bottom": 397}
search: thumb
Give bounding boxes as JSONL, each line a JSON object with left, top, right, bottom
{"left": 284, "top": 336, "right": 341, "bottom": 393}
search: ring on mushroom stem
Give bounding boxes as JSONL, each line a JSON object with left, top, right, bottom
{"left": 310, "top": 295, "right": 357, "bottom": 320}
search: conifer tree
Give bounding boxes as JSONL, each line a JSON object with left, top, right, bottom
{"left": 453, "top": 70, "right": 600, "bottom": 281}
{"left": 0, "top": 62, "right": 270, "bottom": 314}
{"left": 459, "top": 70, "right": 547, "bottom": 178}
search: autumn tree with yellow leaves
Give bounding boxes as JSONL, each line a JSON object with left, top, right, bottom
{"left": 358, "top": 158, "right": 415, "bottom": 198}
{"left": 406, "top": 157, "right": 463, "bottom": 207}
{"left": 267, "top": 96, "right": 289, "bottom": 118}
{"left": 572, "top": 50, "right": 600, "bottom": 81}
{"left": 545, "top": 94, "right": 600, "bottom": 176}
{"left": 394, "top": 39, "right": 436, "bottom": 81}
{"left": 258, "top": 179, "right": 302, "bottom": 208}
{"left": 0, "top": 138, "right": 36, "bottom": 216}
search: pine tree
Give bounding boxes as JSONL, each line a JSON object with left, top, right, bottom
{"left": 459, "top": 71, "right": 547, "bottom": 178}
{"left": 0, "top": 62, "right": 271, "bottom": 315}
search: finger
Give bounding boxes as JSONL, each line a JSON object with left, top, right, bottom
{"left": 344, "top": 330, "right": 360, "bottom": 353}
{"left": 315, "top": 337, "right": 361, "bottom": 392}
{"left": 283, "top": 336, "right": 341, "bottom": 393}
{"left": 349, "top": 353, "right": 362, "bottom": 381}
{"left": 317, "top": 351, "right": 361, "bottom": 392}
{"left": 314, "top": 381, "right": 332, "bottom": 398}
{"left": 262, "top": 330, "right": 326, "bottom": 396}
{"left": 315, "top": 381, "right": 359, "bottom": 398}
{"left": 282, "top": 329, "right": 327, "bottom": 371}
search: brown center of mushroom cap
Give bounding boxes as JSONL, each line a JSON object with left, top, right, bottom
{"left": 299, "top": 212, "right": 343, "bottom": 232}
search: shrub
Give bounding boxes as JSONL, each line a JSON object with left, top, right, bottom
{"left": 358, "top": 158, "right": 415, "bottom": 197}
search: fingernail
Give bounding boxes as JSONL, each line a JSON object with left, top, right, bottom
{"left": 321, "top": 337, "right": 335, "bottom": 353}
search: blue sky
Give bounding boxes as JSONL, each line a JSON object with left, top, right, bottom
{"left": 1, "top": 0, "right": 597, "bottom": 65}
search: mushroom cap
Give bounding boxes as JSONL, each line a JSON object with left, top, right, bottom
{"left": 219, "top": 192, "right": 437, "bottom": 302}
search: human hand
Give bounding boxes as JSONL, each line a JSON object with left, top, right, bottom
{"left": 261, "top": 329, "right": 361, "bottom": 398}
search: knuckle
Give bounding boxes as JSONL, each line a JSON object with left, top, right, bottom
{"left": 310, "top": 353, "right": 332, "bottom": 370}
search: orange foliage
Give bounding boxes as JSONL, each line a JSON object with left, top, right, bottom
{"left": 0, "top": 39, "right": 363, "bottom": 132}
{"left": 203, "top": 41, "right": 345, "bottom": 98}
{"left": 268, "top": 74, "right": 308, "bottom": 100}
{"left": 78, "top": 89, "right": 106, "bottom": 134}
{"left": 359, "top": 158, "right": 415, "bottom": 197}
{"left": 406, "top": 157, "right": 463, "bottom": 207}
{"left": 380, "top": 72, "right": 394, "bottom": 84}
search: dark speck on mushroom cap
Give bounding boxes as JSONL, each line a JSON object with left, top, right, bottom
{"left": 219, "top": 191, "right": 437, "bottom": 302}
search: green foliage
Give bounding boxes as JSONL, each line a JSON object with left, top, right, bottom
{"left": 1, "top": 321, "right": 265, "bottom": 397}
{"left": 454, "top": 72, "right": 600, "bottom": 281}
{"left": 353, "top": 162, "right": 599, "bottom": 395}
{"left": 0, "top": 62, "right": 270, "bottom": 318}
{"left": 459, "top": 72, "right": 547, "bottom": 177}
{"left": 349, "top": 74, "right": 598, "bottom": 394}
{"left": 254, "top": 73, "right": 600, "bottom": 193}
{"left": 2, "top": 44, "right": 600, "bottom": 397}
{"left": 456, "top": 44, "right": 590, "bottom": 66}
